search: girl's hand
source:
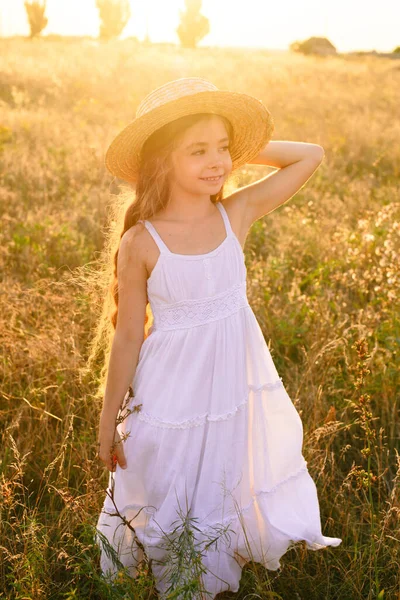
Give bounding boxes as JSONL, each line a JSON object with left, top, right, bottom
{"left": 97, "top": 427, "right": 127, "bottom": 472}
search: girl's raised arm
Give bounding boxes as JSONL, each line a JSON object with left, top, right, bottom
{"left": 232, "top": 140, "right": 324, "bottom": 228}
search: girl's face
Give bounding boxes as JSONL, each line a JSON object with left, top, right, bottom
{"left": 169, "top": 115, "right": 232, "bottom": 197}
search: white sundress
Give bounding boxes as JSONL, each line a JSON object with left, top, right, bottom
{"left": 95, "top": 201, "right": 342, "bottom": 598}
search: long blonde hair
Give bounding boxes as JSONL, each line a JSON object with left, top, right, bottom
{"left": 84, "top": 113, "right": 234, "bottom": 397}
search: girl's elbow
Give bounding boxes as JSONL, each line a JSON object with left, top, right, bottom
{"left": 114, "top": 325, "right": 144, "bottom": 348}
{"left": 314, "top": 145, "right": 325, "bottom": 161}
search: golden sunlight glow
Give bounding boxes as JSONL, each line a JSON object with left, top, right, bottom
{"left": 1, "top": 0, "right": 399, "bottom": 53}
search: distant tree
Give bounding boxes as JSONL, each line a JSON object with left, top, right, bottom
{"left": 393, "top": 46, "right": 400, "bottom": 54}
{"left": 24, "top": 0, "right": 48, "bottom": 38}
{"left": 177, "top": 0, "right": 209, "bottom": 49}
{"left": 96, "top": 0, "right": 131, "bottom": 41}
{"left": 289, "top": 41, "right": 301, "bottom": 53}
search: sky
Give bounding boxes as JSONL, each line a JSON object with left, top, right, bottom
{"left": 0, "top": 0, "right": 399, "bottom": 53}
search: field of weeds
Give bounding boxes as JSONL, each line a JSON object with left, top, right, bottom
{"left": 0, "top": 37, "right": 399, "bottom": 599}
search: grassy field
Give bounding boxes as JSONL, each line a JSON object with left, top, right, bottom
{"left": 0, "top": 37, "right": 399, "bottom": 599}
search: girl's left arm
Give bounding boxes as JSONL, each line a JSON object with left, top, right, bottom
{"left": 233, "top": 141, "right": 324, "bottom": 226}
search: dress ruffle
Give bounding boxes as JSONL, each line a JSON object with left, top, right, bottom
{"left": 136, "top": 379, "right": 284, "bottom": 429}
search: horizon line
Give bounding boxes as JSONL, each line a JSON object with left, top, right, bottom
{"left": 0, "top": 33, "right": 396, "bottom": 55}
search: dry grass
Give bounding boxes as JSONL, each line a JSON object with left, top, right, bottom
{"left": 0, "top": 37, "right": 399, "bottom": 599}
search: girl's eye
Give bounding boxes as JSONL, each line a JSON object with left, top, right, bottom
{"left": 192, "top": 146, "right": 230, "bottom": 156}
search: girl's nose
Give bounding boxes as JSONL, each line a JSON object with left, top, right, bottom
{"left": 209, "top": 156, "right": 223, "bottom": 168}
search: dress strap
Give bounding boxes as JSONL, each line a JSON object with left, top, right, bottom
{"left": 138, "top": 219, "right": 171, "bottom": 254}
{"left": 139, "top": 204, "right": 232, "bottom": 254}
{"left": 216, "top": 202, "right": 233, "bottom": 237}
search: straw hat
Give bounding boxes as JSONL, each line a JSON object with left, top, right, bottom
{"left": 105, "top": 77, "right": 274, "bottom": 184}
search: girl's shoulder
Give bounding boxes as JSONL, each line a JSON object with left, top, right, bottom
{"left": 120, "top": 222, "right": 162, "bottom": 281}
{"left": 119, "top": 223, "right": 149, "bottom": 268}
{"left": 120, "top": 222, "right": 147, "bottom": 250}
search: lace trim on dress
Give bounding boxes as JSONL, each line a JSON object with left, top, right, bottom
{"left": 152, "top": 281, "right": 250, "bottom": 331}
{"left": 135, "top": 378, "right": 284, "bottom": 429}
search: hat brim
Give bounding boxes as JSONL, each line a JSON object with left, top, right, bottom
{"left": 105, "top": 89, "right": 274, "bottom": 184}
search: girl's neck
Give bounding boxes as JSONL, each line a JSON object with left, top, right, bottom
{"left": 152, "top": 198, "right": 217, "bottom": 223}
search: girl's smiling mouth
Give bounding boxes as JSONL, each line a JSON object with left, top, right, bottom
{"left": 200, "top": 175, "right": 224, "bottom": 182}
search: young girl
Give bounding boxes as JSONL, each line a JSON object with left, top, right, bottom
{"left": 95, "top": 77, "right": 342, "bottom": 598}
